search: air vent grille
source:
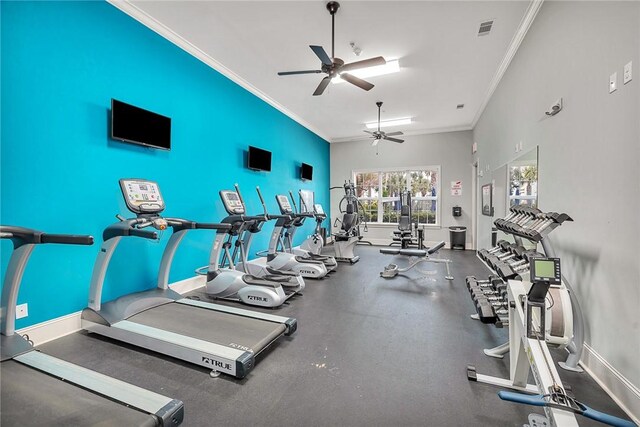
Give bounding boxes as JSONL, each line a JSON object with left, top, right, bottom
{"left": 478, "top": 20, "right": 494, "bottom": 36}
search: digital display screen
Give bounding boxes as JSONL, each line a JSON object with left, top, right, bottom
{"left": 248, "top": 146, "right": 272, "bottom": 172}
{"left": 314, "top": 204, "right": 324, "bottom": 215}
{"left": 119, "top": 179, "right": 165, "bottom": 214}
{"left": 111, "top": 99, "right": 171, "bottom": 150}
{"left": 277, "top": 195, "right": 292, "bottom": 212}
{"left": 533, "top": 259, "right": 556, "bottom": 278}
{"left": 301, "top": 163, "right": 313, "bottom": 181}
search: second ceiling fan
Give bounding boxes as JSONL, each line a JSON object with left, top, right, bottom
{"left": 365, "top": 101, "right": 405, "bottom": 146}
{"left": 277, "top": 1, "right": 386, "bottom": 96}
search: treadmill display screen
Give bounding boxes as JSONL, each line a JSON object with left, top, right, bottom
{"left": 314, "top": 204, "right": 324, "bottom": 215}
{"left": 119, "top": 179, "right": 165, "bottom": 214}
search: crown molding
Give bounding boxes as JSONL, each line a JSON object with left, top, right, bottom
{"left": 106, "top": 0, "right": 331, "bottom": 142}
{"left": 471, "top": 0, "right": 544, "bottom": 128}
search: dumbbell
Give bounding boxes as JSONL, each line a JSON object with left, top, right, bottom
{"left": 465, "top": 275, "right": 502, "bottom": 291}
{"left": 471, "top": 289, "right": 505, "bottom": 305}
{"left": 478, "top": 240, "right": 510, "bottom": 261}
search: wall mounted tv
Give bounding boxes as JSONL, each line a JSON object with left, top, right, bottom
{"left": 301, "top": 163, "right": 313, "bottom": 181}
{"left": 247, "top": 146, "right": 272, "bottom": 172}
{"left": 111, "top": 99, "right": 171, "bottom": 150}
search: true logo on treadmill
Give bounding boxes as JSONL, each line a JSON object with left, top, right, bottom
{"left": 201, "top": 357, "right": 232, "bottom": 371}
{"left": 247, "top": 295, "right": 268, "bottom": 302}
{"left": 300, "top": 269, "right": 315, "bottom": 275}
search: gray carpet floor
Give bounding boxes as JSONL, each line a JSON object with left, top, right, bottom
{"left": 38, "top": 246, "right": 632, "bottom": 426}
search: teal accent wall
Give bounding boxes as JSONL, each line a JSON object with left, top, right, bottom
{"left": 1, "top": 1, "right": 330, "bottom": 329}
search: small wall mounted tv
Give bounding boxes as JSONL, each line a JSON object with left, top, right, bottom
{"left": 248, "top": 146, "right": 272, "bottom": 172}
{"left": 301, "top": 163, "right": 313, "bottom": 181}
{"left": 111, "top": 99, "right": 171, "bottom": 150}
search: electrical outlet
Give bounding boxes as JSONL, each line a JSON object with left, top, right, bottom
{"left": 624, "top": 61, "right": 632, "bottom": 84}
{"left": 519, "top": 141, "right": 524, "bottom": 151}
{"left": 610, "top": 72, "right": 617, "bottom": 93}
{"left": 16, "top": 303, "right": 28, "bottom": 319}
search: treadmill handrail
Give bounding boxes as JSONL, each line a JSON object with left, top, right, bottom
{"left": 1, "top": 226, "right": 94, "bottom": 338}
{"left": 0, "top": 225, "right": 93, "bottom": 247}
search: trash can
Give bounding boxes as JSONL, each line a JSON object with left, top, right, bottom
{"left": 449, "top": 226, "right": 467, "bottom": 250}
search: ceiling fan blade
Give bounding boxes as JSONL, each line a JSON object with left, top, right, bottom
{"left": 309, "top": 45, "right": 333, "bottom": 66}
{"left": 340, "top": 56, "right": 386, "bottom": 73}
{"left": 385, "top": 131, "right": 404, "bottom": 136}
{"left": 313, "top": 76, "right": 332, "bottom": 96}
{"left": 363, "top": 130, "right": 374, "bottom": 134}
{"left": 384, "top": 136, "right": 404, "bottom": 143}
{"left": 340, "top": 73, "right": 374, "bottom": 91}
{"left": 278, "top": 70, "right": 322, "bottom": 76}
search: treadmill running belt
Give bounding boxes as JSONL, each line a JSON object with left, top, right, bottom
{"left": 129, "top": 302, "right": 286, "bottom": 355}
{"left": 1, "top": 360, "right": 157, "bottom": 426}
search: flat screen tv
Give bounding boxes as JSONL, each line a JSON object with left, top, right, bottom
{"left": 301, "top": 163, "right": 313, "bottom": 181}
{"left": 111, "top": 99, "right": 171, "bottom": 150}
{"left": 248, "top": 146, "right": 272, "bottom": 172}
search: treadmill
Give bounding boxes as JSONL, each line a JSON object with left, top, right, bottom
{"left": 81, "top": 178, "right": 297, "bottom": 378}
{"left": 0, "top": 226, "right": 183, "bottom": 426}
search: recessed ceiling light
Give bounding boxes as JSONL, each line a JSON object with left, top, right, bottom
{"left": 457, "top": 104, "right": 465, "bottom": 109}
{"left": 333, "top": 59, "right": 400, "bottom": 84}
{"left": 365, "top": 117, "right": 412, "bottom": 129}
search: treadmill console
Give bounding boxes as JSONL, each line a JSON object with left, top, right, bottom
{"left": 314, "top": 204, "right": 325, "bottom": 215}
{"left": 119, "top": 179, "right": 165, "bottom": 214}
{"left": 220, "top": 190, "right": 245, "bottom": 215}
{"left": 276, "top": 195, "right": 293, "bottom": 214}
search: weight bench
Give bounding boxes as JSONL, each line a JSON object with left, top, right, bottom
{"left": 380, "top": 241, "right": 453, "bottom": 280}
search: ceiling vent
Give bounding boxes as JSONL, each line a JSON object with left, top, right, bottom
{"left": 478, "top": 20, "right": 494, "bottom": 36}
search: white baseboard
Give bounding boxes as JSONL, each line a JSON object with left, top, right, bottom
{"left": 16, "top": 310, "right": 83, "bottom": 346}
{"left": 580, "top": 343, "right": 640, "bottom": 424}
{"left": 16, "top": 276, "right": 206, "bottom": 346}
{"left": 169, "top": 275, "right": 206, "bottom": 294}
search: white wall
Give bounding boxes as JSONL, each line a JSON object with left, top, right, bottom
{"left": 330, "top": 131, "right": 474, "bottom": 247}
{"left": 473, "top": 1, "right": 640, "bottom": 419}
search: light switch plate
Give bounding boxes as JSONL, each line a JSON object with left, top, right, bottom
{"left": 610, "top": 72, "right": 617, "bottom": 93}
{"left": 624, "top": 61, "right": 632, "bottom": 84}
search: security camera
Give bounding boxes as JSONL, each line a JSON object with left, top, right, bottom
{"left": 545, "top": 98, "right": 563, "bottom": 116}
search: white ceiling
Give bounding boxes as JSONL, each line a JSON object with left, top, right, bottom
{"left": 122, "top": 1, "right": 532, "bottom": 142}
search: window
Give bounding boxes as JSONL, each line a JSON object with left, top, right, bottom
{"left": 353, "top": 166, "right": 440, "bottom": 225}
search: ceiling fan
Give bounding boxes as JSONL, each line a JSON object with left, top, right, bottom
{"left": 365, "top": 101, "right": 405, "bottom": 146}
{"left": 277, "top": 1, "right": 386, "bottom": 96}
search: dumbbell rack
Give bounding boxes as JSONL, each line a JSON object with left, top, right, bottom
{"left": 474, "top": 206, "right": 584, "bottom": 372}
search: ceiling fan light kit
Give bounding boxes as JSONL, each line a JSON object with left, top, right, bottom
{"left": 364, "top": 101, "right": 405, "bottom": 146}
{"left": 277, "top": 1, "right": 387, "bottom": 96}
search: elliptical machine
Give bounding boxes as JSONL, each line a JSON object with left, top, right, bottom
{"left": 238, "top": 189, "right": 328, "bottom": 279}
{"left": 299, "top": 202, "right": 331, "bottom": 256}
{"left": 277, "top": 191, "right": 337, "bottom": 272}
{"left": 199, "top": 185, "right": 303, "bottom": 307}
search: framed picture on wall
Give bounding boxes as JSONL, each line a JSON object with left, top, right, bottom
{"left": 482, "top": 184, "right": 493, "bottom": 216}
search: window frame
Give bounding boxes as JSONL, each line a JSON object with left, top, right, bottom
{"left": 353, "top": 165, "right": 441, "bottom": 227}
